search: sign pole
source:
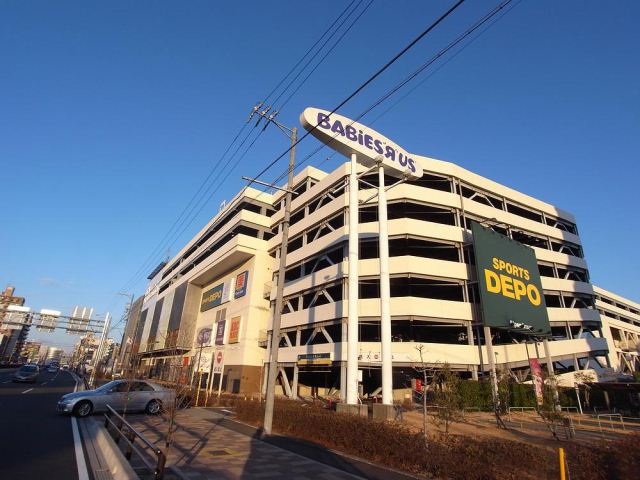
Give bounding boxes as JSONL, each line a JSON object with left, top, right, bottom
{"left": 217, "top": 352, "right": 225, "bottom": 399}
{"left": 484, "top": 326, "right": 501, "bottom": 418}
{"left": 377, "top": 160, "right": 392, "bottom": 405}
{"left": 346, "top": 153, "right": 360, "bottom": 405}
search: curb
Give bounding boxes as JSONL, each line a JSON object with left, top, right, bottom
{"left": 79, "top": 417, "right": 140, "bottom": 480}
{"left": 198, "top": 408, "right": 421, "bottom": 480}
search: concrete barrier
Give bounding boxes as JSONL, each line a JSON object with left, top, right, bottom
{"left": 79, "top": 417, "right": 139, "bottom": 480}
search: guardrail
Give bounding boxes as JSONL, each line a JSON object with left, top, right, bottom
{"left": 507, "top": 407, "right": 536, "bottom": 423}
{"left": 104, "top": 405, "right": 166, "bottom": 479}
{"left": 596, "top": 413, "right": 625, "bottom": 435}
{"left": 560, "top": 407, "right": 582, "bottom": 425}
{"left": 461, "top": 407, "right": 481, "bottom": 419}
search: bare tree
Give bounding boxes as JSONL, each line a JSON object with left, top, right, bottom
{"left": 432, "top": 363, "right": 463, "bottom": 435}
{"left": 536, "top": 373, "right": 570, "bottom": 440}
{"left": 413, "top": 344, "right": 435, "bottom": 445}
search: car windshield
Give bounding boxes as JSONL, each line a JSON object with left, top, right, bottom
{"left": 20, "top": 366, "right": 37, "bottom": 372}
{"left": 95, "top": 381, "right": 121, "bottom": 392}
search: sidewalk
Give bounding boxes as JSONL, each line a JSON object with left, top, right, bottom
{"left": 126, "top": 408, "right": 370, "bottom": 480}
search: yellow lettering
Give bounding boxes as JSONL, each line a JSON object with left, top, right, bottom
{"left": 499, "top": 260, "right": 506, "bottom": 271}
{"left": 524, "top": 269, "right": 530, "bottom": 281}
{"left": 492, "top": 257, "right": 500, "bottom": 270}
{"left": 527, "top": 284, "right": 541, "bottom": 306}
{"left": 485, "top": 269, "right": 501, "bottom": 293}
{"left": 513, "top": 279, "right": 527, "bottom": 300}
{"left": 500, "top": 274, "right": 515, "bottom": 298}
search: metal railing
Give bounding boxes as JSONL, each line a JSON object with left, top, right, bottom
{"left": 560, "top": 406, "right": 582, "bottom": 425}
{"left": 596, "top": 413, "right": 625, "bottom": 434}
{"left": 507, "top": 407, "right": 537, "bottom": 422}
{"left": 461, "top": 407, "right": 481, "bottom": 419}
{"left": 104, "top": 405, "right": 166, "bottom": 480}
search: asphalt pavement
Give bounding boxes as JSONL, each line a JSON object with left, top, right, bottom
{"left": 0, "top": 367, "right": 84, "bottom": 479}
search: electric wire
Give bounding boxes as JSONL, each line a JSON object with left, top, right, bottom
{"left": 119, "top": 4, "right": 366, "bottom": 293}
{"left": 273, "top": 0, "right": 372, "bottom": 110}
{"left": 262, "top": 0, "right": 358, "bottom": 104}
{"left": 262, "top": 0, "right": 514, "bottom": 192}
{"left": 245, "top": 0, "right": 467, "bottom": 190}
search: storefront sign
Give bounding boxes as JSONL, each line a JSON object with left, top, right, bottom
{"left": 196, "top": 327, "right": 212, "bottom": 346}
{"left": 215, "top": 320, "right": 226, "bottom": 345}
{"left": 300, "top": 107, "right": 423, "bottom": 180}
{"left": 228, "top": 316, "right": 241, "bottom": 344}
{"left": 197, "top": 352, "right": 213, "bottom": 373}
{"left": 213, "top": 350, "right": 224, "bottom": 374}
{"left": 471, "top": 222, "right": 551, "bottom": 336}
{"left": 297, "top": 352, "right": 332, "bottom": 366}
{"left": 234, "top": 271, "right": 249, "bottom": 299}
{"left": 201, "top": 283, "right": 225, "bottom": 312}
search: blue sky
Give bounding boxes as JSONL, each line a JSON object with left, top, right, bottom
{"left": 1, "top": 1, "right": 638, "bottom": 350}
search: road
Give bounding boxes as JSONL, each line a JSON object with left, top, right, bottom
{"left": 0, "top": 368, "right": 84, "bottom": 479}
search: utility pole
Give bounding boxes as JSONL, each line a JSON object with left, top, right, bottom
{"left": 244, "top": 104, "right": 297, "bottom": 436}
{"left": 90, "top": 312, "right": 111, "bottom": 387}
{"left": 117, "top": 292, "right": 135, "bottom": 376}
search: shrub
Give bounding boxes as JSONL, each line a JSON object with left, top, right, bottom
{"left": 231, "top": 398, "right": 640, "bottom": 480}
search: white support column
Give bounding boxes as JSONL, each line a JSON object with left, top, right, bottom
{"left": 467, "top": 322, "right": 478, "bottom": 380}
{"left": 279, "top": 367, "right": 292, "bottom": 397}
{"left": 347, "top": 153, "right": 360, "bottom": 405}
{"left": 378, "top": 163, "right": 393, "bottom": 405}
{"left": 292, "top": 364, "right": 299, "bottom": 400}
{"left": 340, "top": 318, "right": 347, "bottom": 402}
{"left": 484, "top": 326, "right": 500, "bottom": 411}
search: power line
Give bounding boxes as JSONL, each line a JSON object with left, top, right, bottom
{"left": 263, "top": 0, "right": 359, "bottom": 104}
{"left": 263, "top": 0, "right": 516, "bottom": 190}
{"left": 272, "top": 0, "right": 371, "bottom": 110}
{"left": 245, "top": 0, "right": 467, "bottom": 188}
{"left": 119, "top": 123, "right": 250, "bottom": 292}
{"left": 119, "top": 4, "right": 365, "bottom": 293}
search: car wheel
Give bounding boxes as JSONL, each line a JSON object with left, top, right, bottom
{"left": 74, "top": 400, "right": 93, "bottom": 418}
{"left": 145, "top": 400, "right": 162, "bottom": 415}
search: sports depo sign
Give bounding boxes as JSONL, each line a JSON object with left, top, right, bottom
{"left": 471, "top": 222, "right": 551, "bottom": 336}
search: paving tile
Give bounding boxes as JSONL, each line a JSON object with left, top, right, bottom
{"left": 125, "top": 410, "right": 364, "bottom": 480}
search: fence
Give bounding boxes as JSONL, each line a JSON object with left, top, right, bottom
{"left": 104, "top": 405, "right": 166, "bottom": 479}
{"left": 596, "top": 413, "right": 625, "bottom": 437}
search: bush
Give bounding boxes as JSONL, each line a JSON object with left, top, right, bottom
{"left": 232, "top": 398, "right": 640, "bottom": 479}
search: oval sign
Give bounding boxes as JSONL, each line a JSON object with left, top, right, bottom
{"left": 197, "top": 327, "right": 212, "bottom": 345}
{"left": 300, "top": 107, "right": 422, "bottom": 179}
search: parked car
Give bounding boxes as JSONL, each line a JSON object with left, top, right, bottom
{"left": 47, "top": 366, "right": 59, "bottom": 373}
{"left": 13, "top": 364, "right": 40, "bottom": 383}
{"left": 57, "top": 380, "right": 176, "bottom": 417}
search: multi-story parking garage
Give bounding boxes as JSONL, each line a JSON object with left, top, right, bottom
{"left": 597, "top": 286, "right": 640, "bottom": 375}
{"left": 128, "top": 111, "right": 638, "bottom": 401}
{"left": 265, "top": 156, "right": 611, "bottom": 400}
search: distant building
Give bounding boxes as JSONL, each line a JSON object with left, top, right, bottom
{"left": 44, "top": 347, "right": 64, "bottom": 364}
{"left": 20, "top": 341, "right": 42, "bottom": 363}
{"left": 0, "top": 286, "right": 30, "bottom": 362}
{"left": 117, "top": 295, "right": 145, "bottom": 373}
{"left": 71, "top": 333, "right": 99, "bottom": 370}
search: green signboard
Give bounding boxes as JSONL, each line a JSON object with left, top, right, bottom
{"left": 471, "top": 221, "right": 551, "bottom": 336}
{"left": 200, "top": 283, "right": 225, "bottom": 312}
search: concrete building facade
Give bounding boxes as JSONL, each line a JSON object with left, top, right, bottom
{"left": 596, "top": 286, "right": 640, "bottom": 375}
{"left": 265, "top": 158, "right": 612, "bottom": 399}
{"left": 135, "top": 187, "right": 275, "bottom": 394}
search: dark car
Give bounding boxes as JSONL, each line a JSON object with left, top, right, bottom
{"left": 13, "top": 364, "right": 40, "bottom": 383}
